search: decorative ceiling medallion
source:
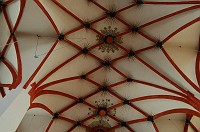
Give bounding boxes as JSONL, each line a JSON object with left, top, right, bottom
{"left": 97, "top": 26, "right": 122, "bottom": 53}
{"left": 86, "top": 120, "right": 114, "bottom": 132}
{"left": 88, "top": 99, "right": 116, "bottom": 121}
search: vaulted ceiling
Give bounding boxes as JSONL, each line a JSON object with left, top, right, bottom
{"left": 0, "top": 0, "right": 200, "bottom": 132}
{"left": 0, "top": 0, "right": 24, "bottom": 97}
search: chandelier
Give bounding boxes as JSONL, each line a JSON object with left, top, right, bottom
{"left": 96, "top": 26, "right": 122, "bottom": 53}
{"left": 86, "top": 120, "right": 113, "bottom": 132}
{"left": 88, "top": 98, "right": 116, "bottom": 122}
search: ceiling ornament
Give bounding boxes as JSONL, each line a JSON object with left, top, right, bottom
{"left": 86, "top": 120, "right": 114, "bottom": 132}
{"left": 84, "top": 21, "right": 91, "bottom": 29}
{"left": 88, "top": 99, "right": 116, "bottom": 122}
{"left": 97, "top": 26, "right": 122, "bottom": 53}
{"left": 134, "top": 0, "right": 144, "bottom": 6}
{"left": 106, "top": 7, "right": 117, "bottom": 22}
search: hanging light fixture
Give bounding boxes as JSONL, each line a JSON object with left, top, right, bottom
{"left": 96, "top": 26, "right": 122, "bottom": 53}
{"left": 86, "top": 120, "right": 114, "bottom": 132}
{"left": 88, "top": 98, "right": 116, "bottom": 122}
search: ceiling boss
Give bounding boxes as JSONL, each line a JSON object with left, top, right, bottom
{"left": 97, "top": 26, "right": 123, "bottom": 53}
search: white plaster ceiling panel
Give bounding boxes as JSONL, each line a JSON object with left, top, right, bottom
{"left": 5, "top": 0, "right": 20, "bottom": 28}
{"left": 0, "top": 0, "right": 25, "bottom": 95}
{"left": 0, "top": 15, "right": 10, "bottom": 51}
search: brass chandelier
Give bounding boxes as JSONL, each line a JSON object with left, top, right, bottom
{"left": 96, "top": 26, "right": 122, "bottom": 53}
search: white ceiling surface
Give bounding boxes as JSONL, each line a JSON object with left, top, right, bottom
{"left": 191, "top": 116, "right": 200, "bottom": 130}
{"left": 0, "top": 0, "right": 198, "bottom": 131}
{"left": 0, "top": 0, "right": 20, "bottom": 74}
{"left": 0, "top": 0, "right": 21, "bottom": 97}
{"left": 0, "top": 0, "right": 20, "bottom": 50}
{"left": 0, "top": 0, "right": 57, "bottom": 115}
